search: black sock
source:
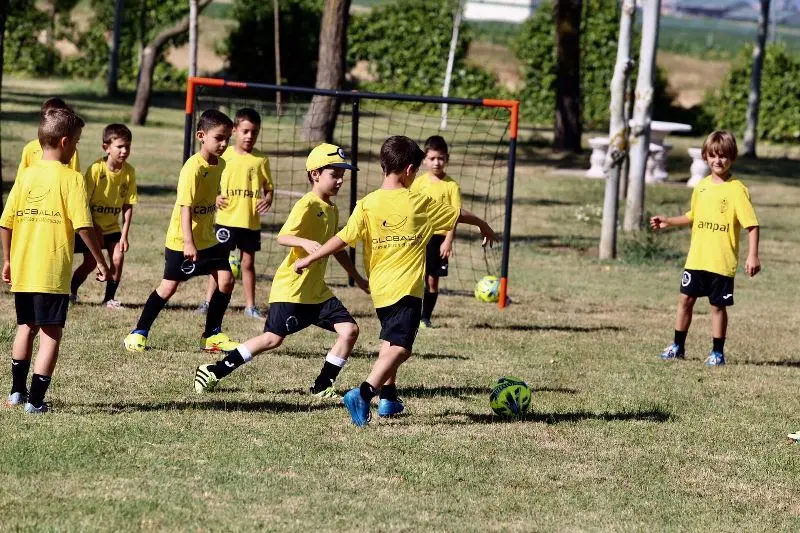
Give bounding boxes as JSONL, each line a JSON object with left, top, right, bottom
{"left": 28, "top": 374, "right": 52, "bottom": 408}
{"left": 712, "top": 337, "right": 725, "bottom": 354}
{"left": 674, "top": 330, "right": 688, "bottom": 352}
{"left": 135, "top": 291, "right": 168, "bottom": 332}
{"left": 103, "top": 280, "right": 119, "bottom": 302}
{"left": 11, "top": 359, "right": 30, "bottom": 395}
{"left": 380, "top": 384, "right": 398, "bottom": 401}
{"left": 422, "top": 290, "right": 438, "bottom": 321}
{"left": 313, "top": 362, "right": 343, "bottom": 392}
{"left": 210, "top": 349, "right": 245, "bottom": 379}
{"left": 359, "top": 381, "right": 377, "bottom": 402}
{"left": 70, "top": 272, "right": 85, "bottom": 296}
{"left": 204, "top": 290, "right": 232, "bottom": 338}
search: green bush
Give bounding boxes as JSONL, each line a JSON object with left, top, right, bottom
{"left": 703, "top": 44, "right": 800, "bottom": 143}
{"left": 4, "top": 0, "right": 60, "bottom": 76}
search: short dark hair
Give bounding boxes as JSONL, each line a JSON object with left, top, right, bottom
{"left": 39, "top": 108, "right": 85, "bottom": 148}
{"left": 380, "top": 135, "right": 424, "bottom": 175}
{"left": 197, "top": 109, "right": 233, "bottom": 132}
{"left": 103, "top": 123, "right": 132, "bottom": 145}
{"left": 40, "top": 97, "right": 70, "bottom": 117}
{"left": 702, "top": 130, "right": 738, "bottom": 161}
{"left": 234, "top": 108, "right": 261, "bottom": 127}
{"left": 423, "top": 135, "right": 449, "bottom": 155}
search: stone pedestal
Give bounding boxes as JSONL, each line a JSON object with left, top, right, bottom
{"left": 687, "top": 147, "right": 709, "bottom": 187}
{"left": 586, "top": 137, "right": 609, "bottom": 179}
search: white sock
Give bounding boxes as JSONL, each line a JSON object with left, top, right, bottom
{"left": 325, "top": 352, "right": 347, "bottom": 367}
{"left": 237, "top": 344, "right": 253, "bottom": 362}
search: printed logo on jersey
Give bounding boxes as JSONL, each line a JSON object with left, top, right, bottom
{"left": 381, "top": 214, "right": 408, "bottom": 234}
{"left": 681, "top": 271, "right": 691, "bottom": 287}
{"left": 26, "top": 187, "right": 50, "bottom": 205}
{"left": 17, "top": 187, "right": 61, "bottom": 220}
{"left": 216, "top": 227, "right": 231, "bottom": 243}
{"left": 719, "top": 198, "right": 728, "bottom": 214}
{"left": 120, "top": 182, "right": 129, "bottom": 197}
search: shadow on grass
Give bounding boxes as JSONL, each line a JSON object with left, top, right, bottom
{"left": 738, "top": 359, "right": 800, "bottom": 368}
{"left": 75, "top": 399, "right": 340, "bottom": 414}
{"left": 471, "top": 322, "right": 624, "bottom": 333}
{"left": 398, "top": 385, "right": 578, "bottom": 399}
{"left": 437, "top": 407, "right": 673, "bottom": 425}
{"left": 278, "top": 349, "right": 469, "bottom": 361}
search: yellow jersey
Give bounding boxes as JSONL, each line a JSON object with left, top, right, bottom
{"left": 684, "top": 175, "right": 759, "bottom": 277}
{"left": 410, "top": 172, "right": 462, "bottom": 235}
{"left": 216, "top": 147, "right": 273, "bottom": 230}
{"left": 165, "top": 153, "right": 224, "bottom": 252}
{"left": 84, "top": 159, "right": 138, "bottom": 235}
{"left": 269, "top": 192, "right": 338, "bottom": 304}
{"left": 0, "top": 160, "right": 92, "bottom": 294}
{"left": 337, "top": 188, "right": 459, "bottom": 308}
{"left": 16, "top": 139, "right": 79, "bottom": 181}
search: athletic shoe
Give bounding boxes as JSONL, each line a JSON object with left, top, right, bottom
{"left": 68, "top": 294, "right": 78, "bottom": 307}
{"left": 343, "top": 388, "right": 371, "bottom": 427}
{"left": 244, "top": 306, "right": 265, "bottom": 319}
{"left": 419, "top": 318, "right": 435, "bottom": 329}
{"left": 23, "top": 402, "right": 49, "bottom": 414}
{"left": 194, "top": 364, "right": 219, "bottom": 394}
{"left": 311, "top": 386, "right": 339, "bottom": 399}
{"left": 660, "top": 343, "right": 685, "bottom": 360}
{"left": 194, "top": 301, "right": 209, "bottom": 315}
{"left": 105, "top": 299, "right": 125, "bottom": 310}
{"left": 5, "top": 392, "right": 27, "bottom": 407}
{"left": 705, "top": 351, "right": 726, "bottom": 366}
{"left": 788, "top": 431, "right": 800, "bottom": 442}
{"left": 202, "top": 331, "right": 238, "bottom": 352}
{"left": 378, "top": 398, "right": 405, "bottom": 417}
{"left": 124, "top": 332, "right": 148, "bottom": 352}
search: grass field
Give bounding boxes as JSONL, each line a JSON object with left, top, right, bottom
{"left": 2, "top": 78, "right": 800, "bottom": 531}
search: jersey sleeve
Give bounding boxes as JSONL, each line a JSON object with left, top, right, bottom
{"left": 426, "top": 197, "right": 460, "bottom": 234}
{"left": 260, "top": 156, "right": 273, "bottom": 192}
{"left": 278, "top": 200, "right": 309, "bottom": 237}
{"left": 125, "top": 168, "right": 139, "bottom": 205}
{"left": 67, "top": 173, "right": 93, "bottom": 230}
{"left": 450, "top": 182, "right": 462, "bottom": 211}
{"left": 0, "top": 183, "right": 20, "bottom": 229}
{"left": 15, "top": 144, "right": 32, "bottom": 182}
{"left": 83, "top": 164, "right": 98, "bottom": 201}
{"left": 685, "top": 185, "right": 698, "bottom": 221}
{"left": 175, "top": 162, "right": 198, "bottom": 207}
{"left": 336, "top": 201, "right": 365, "bottom": 246}
{"left": 735, "top": 185, "right": 758, "bottom": 228}
{"left": 70, "top": 149, "right": 81, "bottom": 173}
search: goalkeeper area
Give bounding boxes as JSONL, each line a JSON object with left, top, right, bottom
{"left": 183, "top": 77, "right": 519, "bottom": 306}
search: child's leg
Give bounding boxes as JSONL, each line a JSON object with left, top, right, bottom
{"left": 134, "top": 279, "right": 180, "bottom": 334}
{"left": 241, "top": 250, "right": 256, "bottom": 309}
{"left": 27, "top": 325, "right": 63, "bottom": 408}
{"left": 421, "top": 274, "right": 440, "bottom": 322}
{"left": 710, "top": 305, "right": 728, "bottom": 353}
{"left": 70, "top": 252, "right": 97, "bottom": 297}
{"left": 203, "top": 275, "right": 218, "bottom": 307}
{"left": 196, "top": 332, "right": 284, "bottom": 392}
{"left": 104, "top": 242, "right": 124, "bottom": 303}
{"left": 362, "top": 341, "right": 411, "bottom": 397}
{"left": 672, "top": 293, "right": 697, "bottom": 353}
{"left": 9, "top": 324, "right": 37, "bottom": 396}
{"left": 203, "top": 270, "right": 234, "bottom": 337}
{"left": 311, "top": 321, "right": 359, "bottom": 393}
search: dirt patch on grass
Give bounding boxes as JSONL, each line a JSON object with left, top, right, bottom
{"left": 658, "top": 51, "right": 731, "bottom": 108}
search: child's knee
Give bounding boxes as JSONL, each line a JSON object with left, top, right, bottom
{"left": 40, "top": 325, "right": 63, "bottom": 341}
{"left": 678, "top": 293, "right": 696, "bottom": 308}
{"left": 156, "top": 279, "right": 179, "bottom": 299}
{"left": 217, "top": 271, "right": 235, "bottom": 293}
{"left": 17, "top": 324, "right": 38, "bottom": 339}
{"left": 241, "top": 251, "right": 255, "bottom": 269}
{"left": 340, "top": 322, "right": 359, "bottom": 342}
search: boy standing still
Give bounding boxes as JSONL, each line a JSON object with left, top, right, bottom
{"left": 124, "top": 110, "right": 238, "bottom": 353}
{"left": 1, "top": 108, "right": 110, "bottom": 413}
{"left": 410, "top": 135, "right": 461, "bottom": 329}
{"left": 17, "top": 98, "right": 80, "bottom": 180}
{"left": 651, "top": 131, "right": 760, "bottom": 366}
{"left": 71, "top": 124, "right": 138, "bottom": 308}
{"left": 197, "top": 108, "right": 273, "bottom": 319}
{"left": 194, "top": 144, "right": 368, "bottom": 397}
{"left": 295, "top": 136, "right": 496, "bottom": 426}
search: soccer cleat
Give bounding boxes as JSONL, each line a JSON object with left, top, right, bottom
{"left": 705, "top": 350, "right": 726, "bottom": 366}
{"left": 202, "top": 331, "right": 238, "bottom": 352}
{"left": 105, "top": 299, "right": 125, "bottom": 310}
{"left": 244, "top": 306, "right": 265, "bottom": 319}
{"left": 311, "top": 386, "right": 340, "bottom": 399}
{"left": 194, "top": 364, "right": 220, "bottom": 394}
{"left": 659, "top": 343, "right": 685, "bottom": 360}
{"left": 194, "top": 301, "right": 209, "bottom": 315}
{"left": 343, "top": 388, "right": 371, "bottom": 427}
{"left": 419, "top": 318, "right": 435, "bottom": 329}
{"left": 5, "top": 392, "right": 27, "bottom": 407}
{"left": 124, "top": 332, "right": 148, "bottom": 352}
{"left": 788, "top": 431, "right": 800, "bottom": 442}
{"left": 378, "top": 398, "right": 405, "bottom": 417}
{"left": 23, "top": 402, "right": 49, "bottom": 414}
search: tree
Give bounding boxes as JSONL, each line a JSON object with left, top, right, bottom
{"left": 0, "top": 0, "right": 8, "bottom": 212}
{"left": 273, "top": 0, "right": 283, "bottom": 114}
{"left": 302, "top": 0, "right": 351, "bottom": 142}
{"left": 743, "top": 0, "right": 770, "bottom": 158}
{"left": 553, "top": 0, "right": 582, "bottom": 152}
{"left": 107, "top": 0, "right": 124, "bottom": 96}
{"left": 131, "top": 0, "right": 212, "bottom": 125}
{"left": 189, "top": 0, "right": 198, "bottom": 79}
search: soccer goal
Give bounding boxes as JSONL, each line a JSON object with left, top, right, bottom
{"left": 183, "top": 77, "right": 518, "bottom": 309}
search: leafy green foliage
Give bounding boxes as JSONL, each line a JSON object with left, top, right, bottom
{"left": 4, "top": 0, "right": 60, "bottom": 75}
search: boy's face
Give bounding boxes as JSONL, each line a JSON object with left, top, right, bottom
{"left": 104, "top": 137, "right": 131, "bottom": 164}
{"left": 197, "top": 125, "right": 232, "bottom": 157}
{"left": 61, "top": 129, "right": 81, "bottom": 164}
{"left": 311, "top": 167, "right": 345, "bottom": 197}
{"left": 706, "top": 151, "right": 732, "bottom": 177}
{"left": 234, "top": 120, "right": 260, "bottom": 152}
{"left": 423, "top": 149, "right": 448, "bottom": 178}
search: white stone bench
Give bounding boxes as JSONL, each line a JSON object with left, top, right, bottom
{"left": 587, "top": 136, "right": 668, "bottom": 182}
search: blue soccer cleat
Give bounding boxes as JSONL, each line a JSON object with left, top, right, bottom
{"left": 5, "top": 392, "right": 27, "bottom": 407}
{"left": 705, "top": 351, "right": 726, "bottom": 366}
{"left": 660, "top": 343, "right": 685, "bottom": 360}
{"left": 343, "top": 388, "right": 371, "bottom": 427}
{"left": 23, "top": 402, "right": 49, "bottom": 414}
{"left": 378, "top": 398, "right": 405, "bottom": 417}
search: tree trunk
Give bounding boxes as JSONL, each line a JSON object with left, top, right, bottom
{"left": 107, "top": 0, "right": 124, "bottom": 97}
{"left": 302, "top": 0, "right": 352, "bottom": 143}
{"left": 132, "top": 0, "right": 212, "bottom": 125}
{"left": 623, "top": 0, "right": 661, "bottom": 232}
{"left": 599, "top": 0, "right": 635, "bottom": 260}
{"left": 189, "top": 0, "right": 198, "bottom": 79}
{"left": 0, "top": 0, "right": 7, "bottom": 212}
{"left": 274, "top": 0, "right": 282, "bottom": 115}
{"left": 553, "top": 0, "right": 582, "bottom": 152}
{"left": 743, "top": 0, "right": 770, "bottom": 158}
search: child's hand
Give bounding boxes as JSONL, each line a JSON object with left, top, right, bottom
{"left": 293, "top": 258, "right": 310, "bottom": 274}
{"left": 95, "top": 263, "right": 110, "bottom": 282}
{"left": 256, "top": 197, "right": 271, "bottom": 215}
{"left": 480, "top": 223, "right": 497, "bottom": 248}
{"left": 120, "top": 238, "right": 129, "bottom": 253}
{"left": 439, "top": 240, "right": 453, "bottom": 259}
{"left": 216, "top": 195, "right": 229, "bottom": 209}
{"left": 355, "top": 275, "right": 370, "bottom": 294}
{"left": 301, "top": 240, "right": 322, "bottom": 255}
{"left": 184, "top": 243, "right": 198, "bottom": 262}
{"left": 2, "top": 261, "right": 10, "bottom": 284}
{"left": 745, "top": 254, "right": 761, "bottom": 277}
{"left": 650, "top": 215, "right": 668, "bottom": 230}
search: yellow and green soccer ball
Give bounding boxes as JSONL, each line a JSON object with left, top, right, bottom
{"left": 489, "top": 376, "right": 532, "bottom": 417}
{"left": 474, "top": 275, "right": 500, "bottom": 303}
{"left": 229, "top": 255, "right": 241, "bottom": 280}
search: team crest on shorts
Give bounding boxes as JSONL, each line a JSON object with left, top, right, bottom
{"left": 181, "top": 260, "right": 196, "bottom": 275}
{"left": 216, "top": 227, "right": 231, "bottom": 243}
{"left": 719, "top": 198, "right": 728, "bottom": 214}
{"left": 681, "top": 271, "right": 691, "bottom": 287}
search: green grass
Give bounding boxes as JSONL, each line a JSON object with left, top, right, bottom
{"left": 2, "top": 78, "right": 800, "bottom": 531}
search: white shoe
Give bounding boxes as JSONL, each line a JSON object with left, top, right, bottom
{"left": 105, "top": 299, "right": 125, "bottom": 310}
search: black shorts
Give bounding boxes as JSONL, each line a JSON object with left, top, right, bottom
{"left": 425, "top": 234, "right": 449, "bottom": 277}
{"left": 215, "top": 224, "right": 261, "bottom": 253}
{"left": 15, "top": 293, "right": 70, "bottom": 327}
{"left": 163, "top": 244, "right": 231, "bottom": 282}
{"left": 680, "top": 269, "right": 735, "bottom": 307}
{"left": 376, "top": 295, "right": 422, "bottom": 351}
{"left": 264, "top": 297, "right": 356, "bottom": 337}
{"left": 74, "top": 231, "right": 121, "bottom": 254}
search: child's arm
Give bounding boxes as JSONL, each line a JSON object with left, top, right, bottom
{"left": 441, "top": 227, "right": 456, "bottom": 258}
{"left": 120, "top": 204, "right": 134, "bottom": 253}
{"left": 277, "top": 234, "right": 321, "bottom": 255}
{"left": 745, "top": 226, "right": 760, "bottom": 277}
{"left": 181, "top": 206, "right": 197, "bottom": 260}
{"left": 457, "top": 208, "right": 497, "bottom": 247}
{"left": 1, "top": 227, "right": 11, "bottom": 284}
{"left": 649, "top": 214, "right": 692, "bottom": 230}
{"left": 77, "top": 228, "right": 110, "bottom": 281}
{"left": 333, "top": 250, "right": 369, "bottom": 293}
{"left": 256, "top": 187, "right": 273, "bottom": 215}
{"left": 293, "top": 236, "right": 348, "bottom": 274}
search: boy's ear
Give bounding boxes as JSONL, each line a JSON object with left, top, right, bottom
{"left": 102, "top": 143, "right": 110, "bottom": 151}
{"left": 195, "top": 130, "right": 205, "bottom": 143}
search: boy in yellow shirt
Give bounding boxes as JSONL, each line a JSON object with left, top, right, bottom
{"left": 295, "top": 136, "right": 496, "bottom": 426}
{"left": 410, "top": 135, "right": 461, "bottom": 329}
{"left": 70, "top": 124, "right": 138, "bottom": 308}
{"left": 123, "top": 110, "right": 238, "bottom": 353}
{"left": 194, "top": 143, "right": 368, "bottom": 397}
{"left": 16, "top": 97, "right": 80, "bottom": 180}
{"left": 197, "top": 108, "right": 273, "bottom": 319}
{"left": 1, "top": 108, "right": 110, "bottom": 413}
{"left": 650, "top": 131, "right": 760, "bottom": 366}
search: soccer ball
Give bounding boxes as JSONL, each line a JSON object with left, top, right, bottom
{"left": 474, "top": 275, "right": 500, "bottom": 303}
{"left": 229, "top": 255, "right": 241, "bottom": 280}
{"left": 489, "top": 376, "right": 532, "bottom": 417}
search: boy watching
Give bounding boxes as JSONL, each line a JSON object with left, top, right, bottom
{"left": 16, "top": 98, "right": 80, "bottom": 180}
{"left": 197, "top": 108, "right": 273, "bottom": 319}
{"left": 650, "top": 131, "right": 760, "bottom": 366}
{"left": 410, "top": 135, "right": 461, "bottom": 329}
{"left": 194, "top": 143, "right": 369, "bottom": 397}
{"left": 294, "top": 136, "right": 496, "bottom": 426}
{"left": 1, "top": 108, "right": 110, "bottom": 413}
{"left": 70, "top": 124, "right": 138, "bottom": 308}
{"left": 123, "top": 109, "right": 238, "bottom": 353}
